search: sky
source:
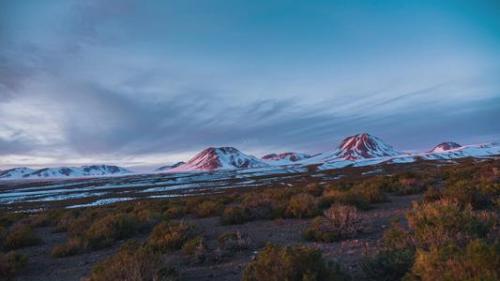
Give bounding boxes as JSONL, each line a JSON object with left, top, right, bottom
{"left": 0, "top": 0, "right": 499, "bottom": 170}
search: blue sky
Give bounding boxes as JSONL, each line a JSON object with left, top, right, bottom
{"left": 0, "top": 0, "right": 499, "bottom": 169}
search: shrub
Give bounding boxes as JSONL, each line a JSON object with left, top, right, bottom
{"left": 163, "top": 205, "right": 187, "bottom": 219}
{"left": 192, "top": 200, "right": 223, "bottom": 218}
{"left": 181, "top": 236, "right": 207, "bottom": 263}
{"left": 88, "top": 240, "right": 179, "bottom": 281}
{"left": 442, "top": 180, "right": 493, "bottom": 209}
{"left": 242, "top": 244, "right": 350, "bottom": 281}
{"left": 285, "top": 193, "right": 319, "bottom": 218}
{"left": 362, "top": 249, "right": 414, "bottom": 281}
{"left": 381, "top": 222, "right": 414, "bottom": 251}
{"left": 320, "top": 189, "right": 370, "bottom": 210}
{"left": 0, "top": 251, "right": 28, "bottom": 281}
{"left": 407, "top": 239, "right": 500, "bottom": 281}
{"left": 147, "top": 222, "right": 195, "bottom": 252}
{"left": 304, "top": 205, "right": 362, "bottom": 242}
{"left": 242, "top": 194, "right": 286, "bottom": 220}
{"left": 85, "top": 213, "right": 142, "bottom": 249}
{"left": 51, "top": 237, "right": 86, "bottom": 257}
{"left": 351, "top": 182, "right": 387, "bottom": 204}
{"left": 220, "top": 206, "right": 252, "bottom": 225}
{"left": 407, "top": 200, "right": 494, "bottom": 248}
{"left": 0, "top": 213, "right": 26, "bottom": 229}
{"left": 3, "top": 224, "right": 41, "bottom": 250}
{"left": 305, "top": 182, "right": 323, "bottom": 196}
{"left": 423, "top": 187, "right": 442, "bottom": 203}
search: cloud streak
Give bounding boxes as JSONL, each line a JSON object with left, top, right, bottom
{"left": 0, "top": 0, "right": 499, "bottom": 169}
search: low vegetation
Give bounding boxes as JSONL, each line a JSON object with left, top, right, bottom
{"left": 1, "top": 158, "right": 498, "bottom": 281}
{"left": 242, "top": 244, "right": 350, "bottom": 281}
{"left": 304, "top": 204, "right": 363, "bottom": 242}
{"left": 0, "top": 251, "right": 28, "bottom": 281}
{"left": 87, "top": 241, "right": 178, "bottom": 281}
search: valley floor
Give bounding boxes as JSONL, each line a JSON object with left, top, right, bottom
{"left": 13, "top": 194, "right": 419, "bottom": 281}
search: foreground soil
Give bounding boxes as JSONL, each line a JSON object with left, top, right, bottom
{"left": 13, "top": 194, "right": 420, "bottom": 281}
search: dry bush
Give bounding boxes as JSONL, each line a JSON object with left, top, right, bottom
{"left": 241, "top": 193, "right": 286, "bottom": 220}
{"left": 0, "top": 251, "right": 27, "bottom": 281}
{"left": 320, "top": 188, "right": 370, "bottom": 210}
{"left": 220, "top": 206, "right": 252, "bottom": 225}
{"left": 285, "top": 193, "right": 319, "bottom": 218}
{"left": 51, "top": 237, "right": 86, "bottom": 257}
{"left": 362, "top": 249, "right": 414, "bottom": 281}
{"left": 242, "top": 244, "right": 350, "bottom": 281}
{"left": 87, "top": 241, "right": 178, "bottom": 281}
{"left": 304, "top": 204, "right": 362, "bottom": 242}
{"left": 147, "top": 222, "right": 195, "bottom": 252}
{"left": 407, "top": 199, "right": 494, "bottom": 248}
{"left": 192, "top": 200, "right": 223, "bottom": 218}
{"left": 0, "top": 213, "right": 26, "bottom": 229}
{"left": 3, "top": 223, "right": 41, "bottom": 250}
{"left": 163, "top": 205, "right": 187, "bottom": 219}
{"left": 442, "top": 179, "right": 496, "bottom": 209}
{"left": 407, "top": 239, "right": 500, "bottom": 281}
{"left": 85, "top": 213, "right": 142, "bottom": 249}
{"left": 181, "top": 236, "right": 207, "bottom": 263}
{"left": 350, "top": 182, "right": 387, "bottom": 204}
{"left": 305, "top": 182, "right": 323, "bottom": 196}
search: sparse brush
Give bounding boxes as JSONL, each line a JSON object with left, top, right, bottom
{"left": 147, "top": 221, "right": 195, "bottom": 252}
{"left": 3, "top": 223, "right": 41, "bottom": 250}
{"left": 304, "top": 204, "right": 362, "bottom": 242}
{"left": 87, "top": 240, "right": 179, "bottom": 281}
{"left": 0, "top": 251, "right": 28, "bottom": 281}
{"left": 242, "top": 244, "right": 350, "bottom": 281}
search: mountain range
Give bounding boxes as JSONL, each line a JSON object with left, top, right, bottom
{"left": 0, "top": 165, "right": 130, "bottom": 180}
{"left": 1, "top": 133, "right": 499, "bottom": 179}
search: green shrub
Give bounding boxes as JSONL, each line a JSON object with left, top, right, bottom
{"left": 85, "top": 213, "right": 142, "bottom": 249}
{"left": 381, "top": 222, "right": 414, "bottom": 251}
{"left": 0, "top": 213, "right": 26, "bottom": 229}
{"left": 3, "top": 224, "right": 41, "bottom": 250}
{"left": 362, "top": 249, "right": 414, "bottom": 281}
{"left": 242, "top": 194, "right": 286, "bottom": 220}
{"left": 88, "top": 240, "right": 179, "bottom": 281}
{"left": 442, "top": 180, "right": 494, "bottom": 209}
{"left": 285, "top": 193, "right": 319, "bottom": 218}
{"left": 407, "top": 200, "right": 494, "bottom": 248}
{"left": 0, "top": 251, "right": 28, "bottom": 281}
{"left": 192, "top": 200, "right": 223, "bottom": 218}
{"left": 320, "top": 189, "right": 370, "bottom": 210}
{"left": 242, "top": 244, "right": 350, "bottom": 281}
{"left": 351, "top": 182, "right": 387, "bottom": 203}
{"left": 147, "top": 222, "right": 195, "bottom": 252}
{"left": 163, "top": 205, "right": 187, "bottom": 219}
{"left": 221, "top": 206, "right": 252, "bottom": 225}
{"left": 304, "top": 204, "right": 362, "bottom": 242}
{"left": 407, "top": 239, "right": 500, "bottom": 281}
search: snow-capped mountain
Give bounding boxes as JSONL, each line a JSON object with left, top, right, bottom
{"left": 262, "top": 152, "right": 311, "bottom": 163}
{"left": 0, "top": 165, "right": 130, "bottom": 179}
{"left": 336, "top": 133, "right": 400, "bottom": 160}
{"left": 430, "top": 142, "right": 462, "bottom": 153}
{"left": 169, "top": 147, "right": 269, "bottom": 172}
{"left": 307, "top": 133, "right": 401, "bottom": 163}
{"left": 156, "top": 162, "right": 185, "bottom": 171}
{"left": 0, "top": 167, "right": 35, "bottom": 179}
{"left": 420, "top": 143, "right": 500, "bottom": 160}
